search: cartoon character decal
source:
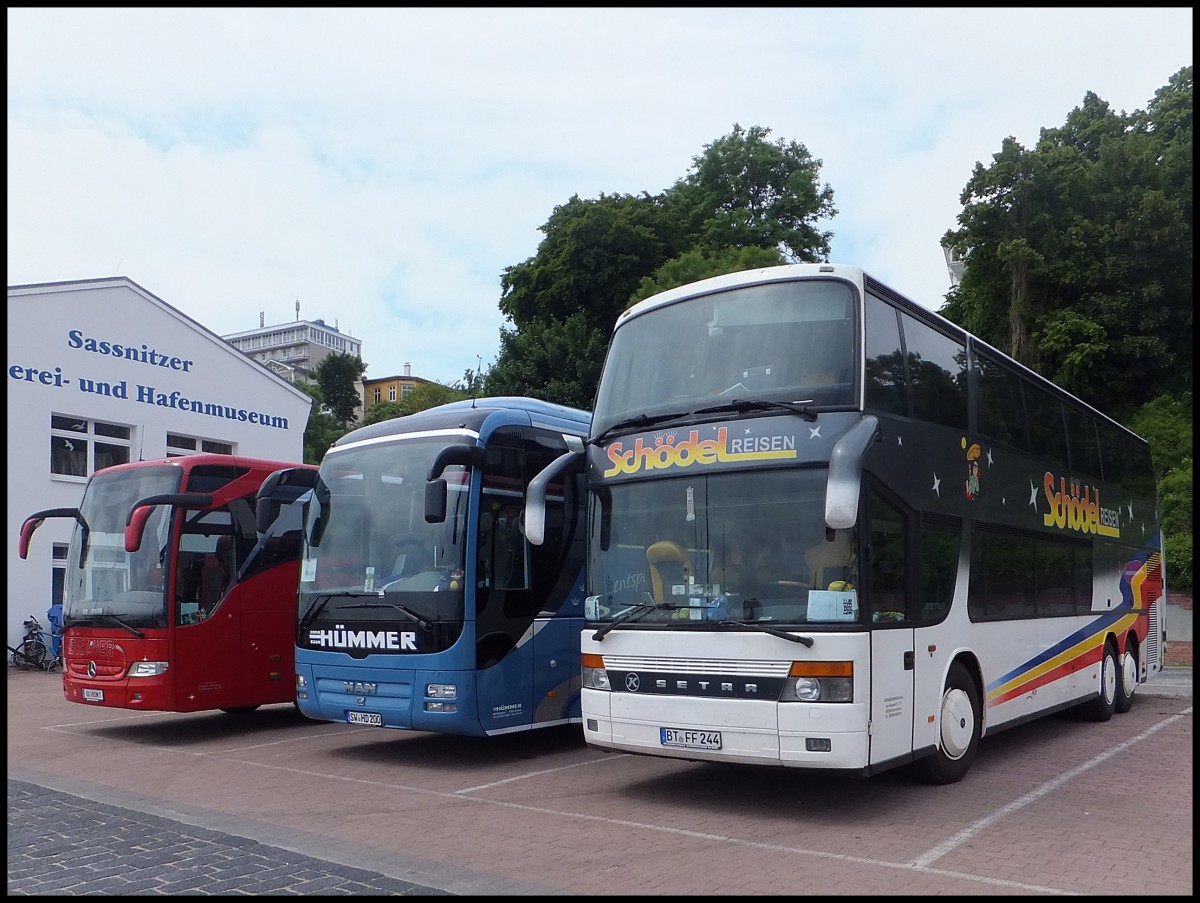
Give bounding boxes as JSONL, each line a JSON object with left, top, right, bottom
{"left": 963, "top": 440, "right": 981, "bottom": 500}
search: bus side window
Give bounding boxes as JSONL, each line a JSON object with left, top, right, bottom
{"left": 867, "top": 490, "right": 909, "bottom": 623}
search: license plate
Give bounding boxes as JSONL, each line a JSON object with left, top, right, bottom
{"left": 660, "top": 727, "right": 721, "bottom": 750}
{"left": 82, "top": 688, "right": 104, "bottom": 702}
{"left": 347, "top": 711, "right": 382, "bottom": 726}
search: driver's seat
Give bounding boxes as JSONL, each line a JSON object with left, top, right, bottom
{"left": 646, "top": 541, "right": 693, "bottom": 606}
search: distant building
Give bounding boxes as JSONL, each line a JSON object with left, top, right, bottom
{"left": 943, "top": 246, "right": 966, "bottom": 287}
{"left": 6, "top": 277, "right": 312, "bottom": 649}
{"left": 222, "top": 303, "right": 362, "bottom": 384}
{"left": 362, "top": 363, "right": 435, "bottom": 417}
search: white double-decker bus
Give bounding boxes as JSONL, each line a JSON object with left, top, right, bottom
{"left": 528, "top": 263, "right": 1166, "bottom": 782}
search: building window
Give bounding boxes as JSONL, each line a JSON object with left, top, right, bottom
{"left": 50, "top": 415, "right": 132, "bottom": 479}
{"left": 372, "top": 388, "right": 381, "bottom": 404}
{"left": 401, "top": 384, "right": 415, "bottom": 399}
{"left": 388, "top": 385, "right": 397, "bottom": 401}
{"left": 52, "top": 543, "right": 68, "bottom": 607}
{"left": 167, "top": 433, "right": 234, "bottom": 457}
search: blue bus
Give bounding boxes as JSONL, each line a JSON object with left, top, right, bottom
{"left": 265, "top": 397, "right": 589, "bottom": 736}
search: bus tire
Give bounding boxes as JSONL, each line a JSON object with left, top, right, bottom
{"left": 1080, "top": 641, "right": 1118, "bottom": 722}
{"left": 219, "top": 705, "right": 261, "bottom": 715}
{"left": 1114, "top": 640, "right": 1138, "bottom": 715}
{"left": 914, "top": 662, "right": 980, "bottom": 785}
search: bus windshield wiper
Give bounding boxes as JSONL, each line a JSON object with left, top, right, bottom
{"left": 298, "top": 592, "right": 376, "bottom": 629}
{"left": 96, "top": 614, "right": 146, "bottom": 634}
{"left": 593, "top": 600, "right": 684, "bottom": 641}
{"left": 717, "top": 619, "right": 814, "bottom": 646}
{"left": 590, "top": 410, "right": 693, "bottom": 445}
{"left": 693, "top": 399, "right": 818, "bottom": 422}
{"left": 338, "top": 602, "right": 430, "bottom": 630}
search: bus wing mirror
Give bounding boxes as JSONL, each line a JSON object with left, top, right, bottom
{"left": 425, "top": 445, "right": 485, "bottom": 524}
{"left": 425, "top": 479, "right": 448, "bottom": 523}
{"left": 255, "top": 467, "right": 319, "bottom": 534}
{"left": 825, "top": 415, "right": 879, "bottom": 529}
{"left": 124, "top": 492, "right": 213, "bottom": 553}
{"left": 18, "top": 507, "right": 81, "bottom": 559}
{"left": 525, "top": 447, "right": 585, "bottom": 546}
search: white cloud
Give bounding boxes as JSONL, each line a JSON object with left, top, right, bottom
{"left": 7, "top": 8, "right": 1192, "bottom": 386}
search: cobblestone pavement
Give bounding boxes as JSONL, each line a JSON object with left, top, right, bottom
{"left": 7, "top": 781, "right": 451, "bottom": 896}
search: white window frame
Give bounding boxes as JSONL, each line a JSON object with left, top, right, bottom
{"left": 50, "top": 415, "right": 133, "bottom": 481}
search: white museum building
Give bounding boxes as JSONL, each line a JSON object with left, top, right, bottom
{"left": 6, "top": 277, "right": 313, "bottom": 650}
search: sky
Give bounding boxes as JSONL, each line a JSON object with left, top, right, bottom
{"left": 7, "top": 8, "right": 1193, "bottom": 388}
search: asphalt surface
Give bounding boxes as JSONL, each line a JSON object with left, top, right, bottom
{"left": 8, "top": 666, "right": 1192, "bottom": 896}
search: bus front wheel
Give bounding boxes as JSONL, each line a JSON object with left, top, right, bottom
{"left": 914, "top": 662, "right": 980, "bottom": 785}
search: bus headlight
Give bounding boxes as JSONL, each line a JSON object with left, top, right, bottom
{"left": 783, "top": 661, "right": 853, "bottom": 703}
{"left": 127, "top": 661, "right": 169, "bottom": 678}
{"left": 295, "top": 674, "right": 308, "bottom": 689}
{"left": 426, "top": 683, "right": 457, "bottom": 698}
{"left": 581, "top": 653, "right": 610, "bottom": 690}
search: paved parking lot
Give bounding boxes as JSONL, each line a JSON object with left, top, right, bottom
{"left": 7, "top": 668, "right": 1193, "bottom": 896}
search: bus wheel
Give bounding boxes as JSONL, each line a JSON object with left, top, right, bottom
{"left": 914, "top": 662, "right": 980, "bottom": 785}
{"left": 1114, "top": 641, "right": 1138, "bottom": 714}
{"left": 219, "top": 705, "right": 261, "bottom": 715}
{"left": 1080, "top": 642, "right": 1117, "bottom": 722}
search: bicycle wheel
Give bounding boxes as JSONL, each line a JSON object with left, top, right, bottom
{"left": 14, "top": 639, "right": 49, "bottom": 671}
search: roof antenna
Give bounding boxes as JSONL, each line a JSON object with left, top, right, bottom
{"left": 472, "top": 355, "right": 482, "bottom": 407}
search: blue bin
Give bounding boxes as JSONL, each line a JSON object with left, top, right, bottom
{"left": 46, "top": 603, "right": 63, "bottom": 658}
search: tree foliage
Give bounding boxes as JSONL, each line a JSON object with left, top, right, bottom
{"left": 672, "top": 123, "right": 836, "bottom": 261}
{"left": 484, "top": 311, "right": 609, "bottom": 410}
{"left": 941, "top": 67, "right": 1193, "bottom": 417}
{"left": 486, "top": 123, "right": 836, "bottom": 405}
{"left": 942, "top": 66, "right": 1193, "bottom": 589}
{"left": 314, "top": 352, "right": 367, "bottom": 426}
{"left": 295, "top": 380, "right": 343, "bottom": 465}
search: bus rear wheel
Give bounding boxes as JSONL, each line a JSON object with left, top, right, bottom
{"left": 914, "top": 662, "right": 980, "bottom": 785}
{"left": 220, "top": 705, "right": 261, "bottom": 715}
{"left": 1114, "top": 641, "right": 1138, "bottom": 714}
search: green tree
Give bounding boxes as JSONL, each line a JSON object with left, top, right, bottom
{"left": 941, "top": 68, "right": 1193, "bottom": 414}
{"left": 488, "top": 123, "right": 838, "bottom": 405}
{"left": 941, "top": 67, "right": 1193, "bottom": 590}
{"left": 672, "top": 123, "right": 836, "bottom": 262}
{"left": 629, "top": 245, "right": 785, "bottom": 307}
{"left": 296, "top": 380, "right": 345, "bottom": 465}
{"left": 483, "top": 311, "right": 609, "bottom": 410}
{"left": 314, "top": 352, "right": 367, "bottom": 426}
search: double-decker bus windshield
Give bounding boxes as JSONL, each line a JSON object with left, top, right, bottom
{"left": 63, "top": 465, "right": 180, "bottom": 630}
{"left": 300, "top": 437, "right": 470, "bottom": 630}
{"left": 589, "top": 469, "right": 858, "bottom": 628}
{"left": 592, "top": 277, "right": 857, "bottom": 439}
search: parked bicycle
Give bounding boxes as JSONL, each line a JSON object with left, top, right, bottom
{"left": 8, "top": 613, "right": 60, "bottom": 671}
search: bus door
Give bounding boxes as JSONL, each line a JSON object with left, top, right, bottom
{"left": 171, "top": 508, "right": 241, "bottom": 710}
{"left": 865, "top": 490, "right": 917, "bottom": 768}
{"left": 474, "top": 434, "right": 535, "bottom": 732}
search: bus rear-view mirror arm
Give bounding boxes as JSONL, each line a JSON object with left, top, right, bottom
{"left": 525, "top": 447, "right": 586, "bottom": 546}
{"left": 124, "top": 492, "right": 213, "bottom": 553}
{"left": 19, "top": 507, "right": 84, "bottom": 560}
{"left": 255, "top": 467, "right": 319, "bottom": 534}
{"left": 825, "top": 415, "right": 880, "bottom": 530}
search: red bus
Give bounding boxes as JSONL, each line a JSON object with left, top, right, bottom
{"left": 19, "top": 454, "right": 317, "bottom": 714}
